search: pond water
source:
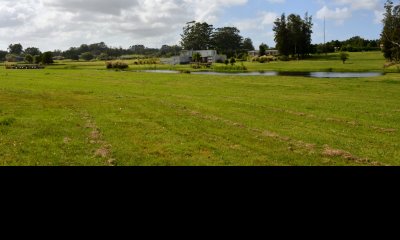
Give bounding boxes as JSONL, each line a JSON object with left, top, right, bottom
{"left": 140, "top": 70, "right": 384, "bottom": 78}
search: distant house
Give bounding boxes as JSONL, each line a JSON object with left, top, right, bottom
{"left": 161, "top": 50, "right": 227, "bottom": 65}
{"left": 248, "top": 50, "right": 279, "bottom": 57}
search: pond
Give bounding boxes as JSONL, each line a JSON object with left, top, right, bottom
{"left": 139, "top": 70, "right": 384, "bottom": 78}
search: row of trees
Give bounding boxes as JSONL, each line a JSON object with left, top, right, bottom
{"left": 0, "top": 42, "right": 185, "bottom": 62}
{"left": 0, "top": 43, "right": 53, "bottom": 64}
{"left": 180, "top": 21, "right": 255, "bottom": 58}
{"left": 273, "top": 13, "right": 313, "bottom": 58}
{"left": 381, "top": 0, "right": 400, "bottom": 62}
{"left": 312, "top": 37, "right": 380, "bottom": 54}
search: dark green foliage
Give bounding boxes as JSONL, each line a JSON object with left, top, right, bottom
{"left": 8, "top": 43, "right": 23, "bottom": 55}
{"left": 224, "top": 59, "right": 229, "bottom": 65}
{"left": 25, "top": 54, "right": 33, "bottom": 64}
{"left": 81, "top": 52, "right": 94, "bottom": 61}
{"left": 181, "top": 21, "right": 214, "bottom": 50}
{"left": 34, "top": 55, "right": 42, "bottom": 64}
{"left": 192, "top": 52, "right": 202, "bottom": 62}
{"left": 212, "top": 27, "right": 243, "bottom": 58}
{"left": 230, "top": 57, "right": 236, "bottom": 65}
{"left": 273, "top": 13, "right": 313, "bottom": 58}
{"left": 0, "top": 50, "right": 7, "bottom": 61}
{"left": 242, "top": 38, "right": 255, "bottom": 51}
{"left": 42, "top": 52, "right": 54, "bottom": 64}
{"left": 106, "top": 61, "right": 129, "bottom": 69}
{"left": 259, "top": 43, "right": 268, "bottom": 56}
{"left": 24, "top": 47, "right": 41, "bottom": 56}
{"left": 97, "top": 53, "right": 110, "bottom": 60}
{"left": 340, "top": 52, "right": 349, "bottom": 64}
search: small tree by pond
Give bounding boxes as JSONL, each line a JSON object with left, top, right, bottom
{"left": 230, "top": 57, "right": 236, "bottom": 66}
{"left": 340, "top": 52, "right": 349, "bottom": 64}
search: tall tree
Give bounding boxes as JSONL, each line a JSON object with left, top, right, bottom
{"left": 212, "top": 27, "right": 243, "bottom": 57}
{"left": 273, "top": 13, "right": 313, "bottom": 58}
{"left": 180, "top": 21, "right": 214, "bottom": 50}
{"left": 25, "top": 47, "right": 41, "bottom": 56}
{"left": 381, "top": 0, "right": 400, "bottom": 62}
{"left": 259, "top": 43, "right": 268, "bottom": 56}
{"left": 242, "top": 38, "right": 255, "bottom": 51}
{"left": 273, "top": 14, "right": 290, "bottom": 56}
{"left": 8, "top": 43, "right": 23, "bottom": 55}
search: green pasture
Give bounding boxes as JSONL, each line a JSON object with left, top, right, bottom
{"left": 0, "top": 51, "right": 399, "bottom": 166}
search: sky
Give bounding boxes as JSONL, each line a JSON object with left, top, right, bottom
{"left": 0, "top": 0, "right": 388, "bottom": 51}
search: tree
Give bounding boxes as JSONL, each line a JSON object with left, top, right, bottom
{"left": 381, "top": 0, "right": 400, "bottom": 62}
{"left": 273, "top": 14, "right": 290, "bottom": 56}
{"left": 192, "top": 52, "right": 202, "bottom": 62}
{"left": 180, "top": 21, "right": 214, "bottom": 50}
{"left": 42, "top": 52, "right": 54, "bottom": 64}
{"left": 81, "top": 52, "right": 94, "bottom": 61}
{"left": 34, "top": 55, "right": 42, "bottom": 64}
{"left": 340, "top": 52, "right": 349, "bottom": 64}
{"left": 8, "top": 43, "right": 23, "bottom": 55}
{"left": 273, "top": 13, "right": 313, "bottom": 58}
{"left": 25, "top": 54, "right": 33, "bottom": 64}
{"left": 24, "top": 47, "right": 41, "bottom": 56}
{"left": 0, "top": 50, "right": 7, "bottom": 61}
{"left": 230, "top": 57, "right": 236, "bottom": 66}
{"left": 97, "top": 53, "right": 109, "bottom": 60}
{"left": 242, "top": 38, "right": 255, "bottom": 51}
{"left": 259, "top": 43, "right": 268, "bottom": 56}
{"left": 212, "top": 27, "right": 243, "bottom": 57}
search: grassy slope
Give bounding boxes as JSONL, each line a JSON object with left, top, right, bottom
{"left": 0, "top": 63, "right": 399, "bottom": 166}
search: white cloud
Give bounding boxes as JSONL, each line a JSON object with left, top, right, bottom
{"left": 0, "top": 0, "right": 248, "bottom": 51}
{"left": 316, "top": 6, "right": 352, "bottom": 25}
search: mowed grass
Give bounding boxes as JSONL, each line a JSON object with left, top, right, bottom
{"left": 0, "top": 52, "right": 399, "bottom": 166}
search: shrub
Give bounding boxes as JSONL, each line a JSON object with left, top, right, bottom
{"left": 106, "top": 61, "right": 129, "bottom": 69}
{"left": 216, "top": 59, "right": 224, "bottom": 64}
{"left": 34, "top": 55, "right": 42, "bottom": 64}
{"left": 339, "top": 52, "right": 349, "bottom": 64}
{"left": 279, "top": 55, "right": 289, "bottom": 61}
{"left": 230, "top": 57, "right": 236, "bottom": 66}
{"left": 213, "top": 63, "right": 247, "bottom": 72}
{"left": 24, "top": 54, "right": 33, "bottom": 64}
{"left": 81, "top": 52, "right": 94, "bottom": 61}
{"left": 42, "top": 52, "right": 54, "bottom": 64}
{"left": 97, "top": 53, "right": 109, "bottom": 61}
{"left": 224, "top": 59, "right": 229, "bottom": 65}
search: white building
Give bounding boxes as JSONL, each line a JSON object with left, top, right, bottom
{"left": 161, "top": 50, "right": 227, "bottom": 65}
{"left": 248, "top": 50, "right": 279, "bottom": 57}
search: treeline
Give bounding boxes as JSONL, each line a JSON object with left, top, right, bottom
{"left": 312, "top": 36, "right": 381, "bottom": 54}
{"left": 180, "top": 21, "right": 255, "bottom": 58}
{"left": 0, "top": 42, "right": 183, "bottom": 62}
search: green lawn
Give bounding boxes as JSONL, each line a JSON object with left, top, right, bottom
{"left": 0, "top": 52, "right": 399, "bottom": 166}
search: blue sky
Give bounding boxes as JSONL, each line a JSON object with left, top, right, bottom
{"left": 0, "top": 0, "right": 387, "bottom": 51}
{"left": 217, "top": 0, "right": 385, "bottom": 48}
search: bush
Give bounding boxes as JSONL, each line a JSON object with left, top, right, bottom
{"left": 339, "top": 52, "right": 349, "bottom": 64}
{"left": 24, "top": 54, "right": 33, "bottom": 64}
{"left": 106, "top": 61, "right": 129, "bottom": 69}
{"left": 213, "top": 63, "right": 247, "bottom": 72}
{"left": 224, "top": 59, "right": 229, "bottom": 65}
{"left": 279, "top": 55, "right": 290, "bottom": 61}
{"left": 216, "top": 59, "right": 224, "bottom": 64}
{"left": 230, "top": 57, "right": 236, "bottom": 66}
{"left": 97, "top": 53, "right": 109, "bottom": 61}
{"left": 42, "top": 52, "right": 54, "bottom": 64}
{"left": 81, "top": 52, "right": 94, "bottom": 61}
{"left": 34, "top": 55, "right": 42, "bottom": 64}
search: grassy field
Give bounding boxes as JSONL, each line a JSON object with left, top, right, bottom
{"left": 0, "top": 51, "right": 399, "bottom": 166}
